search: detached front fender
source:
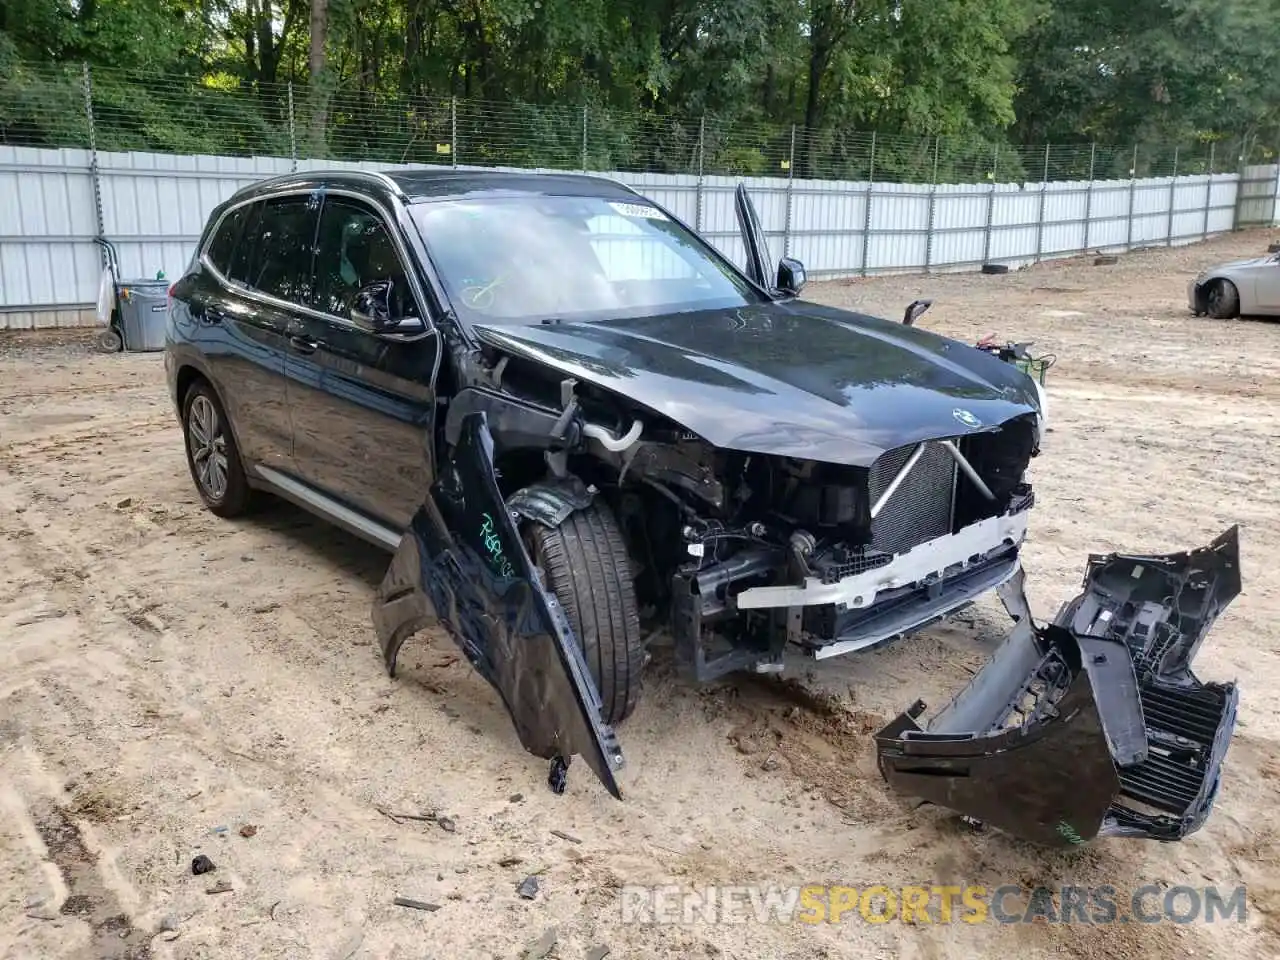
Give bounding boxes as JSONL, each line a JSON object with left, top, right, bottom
{"left": 371, "top": 411, "right": 624, "bottom": 798}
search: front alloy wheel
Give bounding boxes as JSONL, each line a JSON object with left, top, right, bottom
{"left": 1205, "top": 279, "right": 1240, "bottom": 319}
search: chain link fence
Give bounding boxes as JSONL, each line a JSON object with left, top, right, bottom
{"left": 2, "top": 62, "right": 1274, "bottom": 182}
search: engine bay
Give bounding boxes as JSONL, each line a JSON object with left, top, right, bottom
{"left": 455, "top": 343, "right": 1042, "bottom": 680}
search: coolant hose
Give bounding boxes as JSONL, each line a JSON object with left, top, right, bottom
{"left": 582, "top": 419, "right": 644, "bottom": 452}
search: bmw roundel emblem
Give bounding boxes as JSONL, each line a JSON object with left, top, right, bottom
{"left": 953, "top": 408, "right": 982, "bottom": 428}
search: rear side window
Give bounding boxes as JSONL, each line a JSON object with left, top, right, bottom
{"left": 205, "top": 204, "right": 249, "bottom": 274}
{"left": 242, "top": 195, "right": 319, "bottom": 306}
{"left": 227, "top": 201, "right": 263, "bottom": 285}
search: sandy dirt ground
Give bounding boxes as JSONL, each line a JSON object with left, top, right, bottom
{"left": 3, "top": 230, "right": 1280, "bottom": 960}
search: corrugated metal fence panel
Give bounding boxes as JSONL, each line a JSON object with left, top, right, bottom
{"left": 1131, "top": 177, "right": 1175, "bottom": 246}
{"left": 1237, "top": 163, "right": 1279, "bottom": 226}
{"left": 1088, "top": 182, "right": 1134, "bottom": 250}
{"left": 1041, "top": 181, "right": 1090, "bottom": 256}
{"left": 988, "top": 185, "right": 1042, "bottom": 268}
{"left": 0, "top": 146, "right": 100, "bottom": 312}
{"left": 1171, "top": 175, "right": 1211, "bottom": 245}
{"left": 1209, "top": 179, "right": 1238, "bottom": 232}
{"left": 931, "top": 183, "right": 990, "bottom": 269}
{"left": 789, "top": 179, "right": 866, "bottom": 276}
{"left": 0, "top": 146, "right": 1267, "bottom": 329}
{"left": 868, "top": 183, "right": 930, "bottom": 273}
{"left": 100, "top": 151, "right": 294, "bottom": 285}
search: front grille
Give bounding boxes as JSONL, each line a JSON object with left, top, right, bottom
{"left": 868, "top": 441, "right": 958, "bottom": 555}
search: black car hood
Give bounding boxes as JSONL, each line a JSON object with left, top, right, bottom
{"left": 472, "top": 301, "right": 1041, "bottom": 465}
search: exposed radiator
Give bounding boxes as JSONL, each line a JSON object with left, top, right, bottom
{"left": 868, "top": 441, "right": 958, "bottom": 555}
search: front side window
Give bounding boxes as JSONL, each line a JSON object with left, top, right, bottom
{"left": 243, "top": 195, "right": 318, "bottom": 306}
{"left": 312, "top": 197, "right": 419, "bottom": 320}
{"left": 409, "top": 195, "right": 761, "bottom": 324}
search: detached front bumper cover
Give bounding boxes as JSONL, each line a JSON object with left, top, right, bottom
{"left": 875, "top": 526, "right": 1241, "bottom": 846}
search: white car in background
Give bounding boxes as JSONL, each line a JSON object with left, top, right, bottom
{"left": 1189, "top": 248, "right": 1280, "bottom": 318}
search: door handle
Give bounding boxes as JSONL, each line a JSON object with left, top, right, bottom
{"left": 289, "top": 335, "right": 318, "bottom": 354}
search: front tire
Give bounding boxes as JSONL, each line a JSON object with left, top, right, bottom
{"left": 182, "top": 380, "right": 253, "bottom": 518}
{"left": 1206, "top": 279, "right": 1240, "bottom": 319}
{"left": 525, "top": 503, "right": 645, "bottom": 725}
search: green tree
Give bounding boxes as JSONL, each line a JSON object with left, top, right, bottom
{"left": 1012, "top": 0, "right": 1280, "bottom": 152}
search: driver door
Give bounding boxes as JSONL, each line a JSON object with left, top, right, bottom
{"left": 284, "top": 194, "right": 438, "bottom": 530}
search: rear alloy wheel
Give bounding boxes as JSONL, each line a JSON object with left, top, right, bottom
{"left": 1206, "top": 279, "right": 1240, "bottom": 319}
{"left": 182, "top": 381, "right": 252, "bottom": 517}
{"left": 524, "top": 502, "right": 645, "bottom": 725}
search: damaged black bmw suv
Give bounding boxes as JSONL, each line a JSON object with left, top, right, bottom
{"left": 165, "top": 169, "right": 1239, "bottom": 846}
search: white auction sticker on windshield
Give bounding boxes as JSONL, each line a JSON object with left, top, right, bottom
{"left": 609, "top": 201, "right": 668, "bottom": 220}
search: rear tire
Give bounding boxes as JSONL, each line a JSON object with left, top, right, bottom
{"left": 1206, "top": 279, "right": 1240, "bottom": 319}
{"left": 525, "top": 502, "right": 645, "bottom": 725}
{"left": 182, "top": 379, "right": 253, "bottom": 518}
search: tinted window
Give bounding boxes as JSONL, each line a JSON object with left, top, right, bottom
{"left": 226, "top": 201, "right": 262, "bottom": 284}
{"left": 206, "top": 204, "right": 249, "bottom": 274}
{"left": 313, "top": 197, "right": 418, "bottom": 319}
{"left": 243, "top": 195, "right": 318, "bottom": 306}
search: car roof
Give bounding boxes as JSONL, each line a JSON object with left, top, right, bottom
{"left": 223, "top": 168, "right": 645, "bottom": 207}
{"left": 386, "top": 169, "right": 643, "bottom": 202}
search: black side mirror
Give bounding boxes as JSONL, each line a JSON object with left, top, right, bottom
{"left": 350, "top": 280, "right": 397, "bottom": 333}
{"left": 776, "top": 257, "right": 807, "bottom": 296}
{"left": 902, "top": 299, "right": 933, "bottom": 326}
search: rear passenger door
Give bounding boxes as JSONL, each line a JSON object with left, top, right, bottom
{"left": 284, "top": 193, "right": 438, "bottom": 532}
{"left": 220, "top": 193, "right": 322, "bottom": 470}
{"left": 185, "top": 196, "right": 315, "bottom": 472}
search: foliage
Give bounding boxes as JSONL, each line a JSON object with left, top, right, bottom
{"left": 0, "top": 0, "right": 1276, "bottom": 176}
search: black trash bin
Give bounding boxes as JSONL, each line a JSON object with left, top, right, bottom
{"left": 115, "top": 280, "right": 171, "bottom": 352}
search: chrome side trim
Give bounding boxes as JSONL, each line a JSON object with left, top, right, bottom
{"left": 252, "top": 465, "right": 401, "bottom": 552}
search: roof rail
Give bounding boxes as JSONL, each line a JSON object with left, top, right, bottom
{"left": 566, "top": 170, "right": 644, "bottom": 198}
{"left": 235, "top": 167, "right": 408, "bottom": 201}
